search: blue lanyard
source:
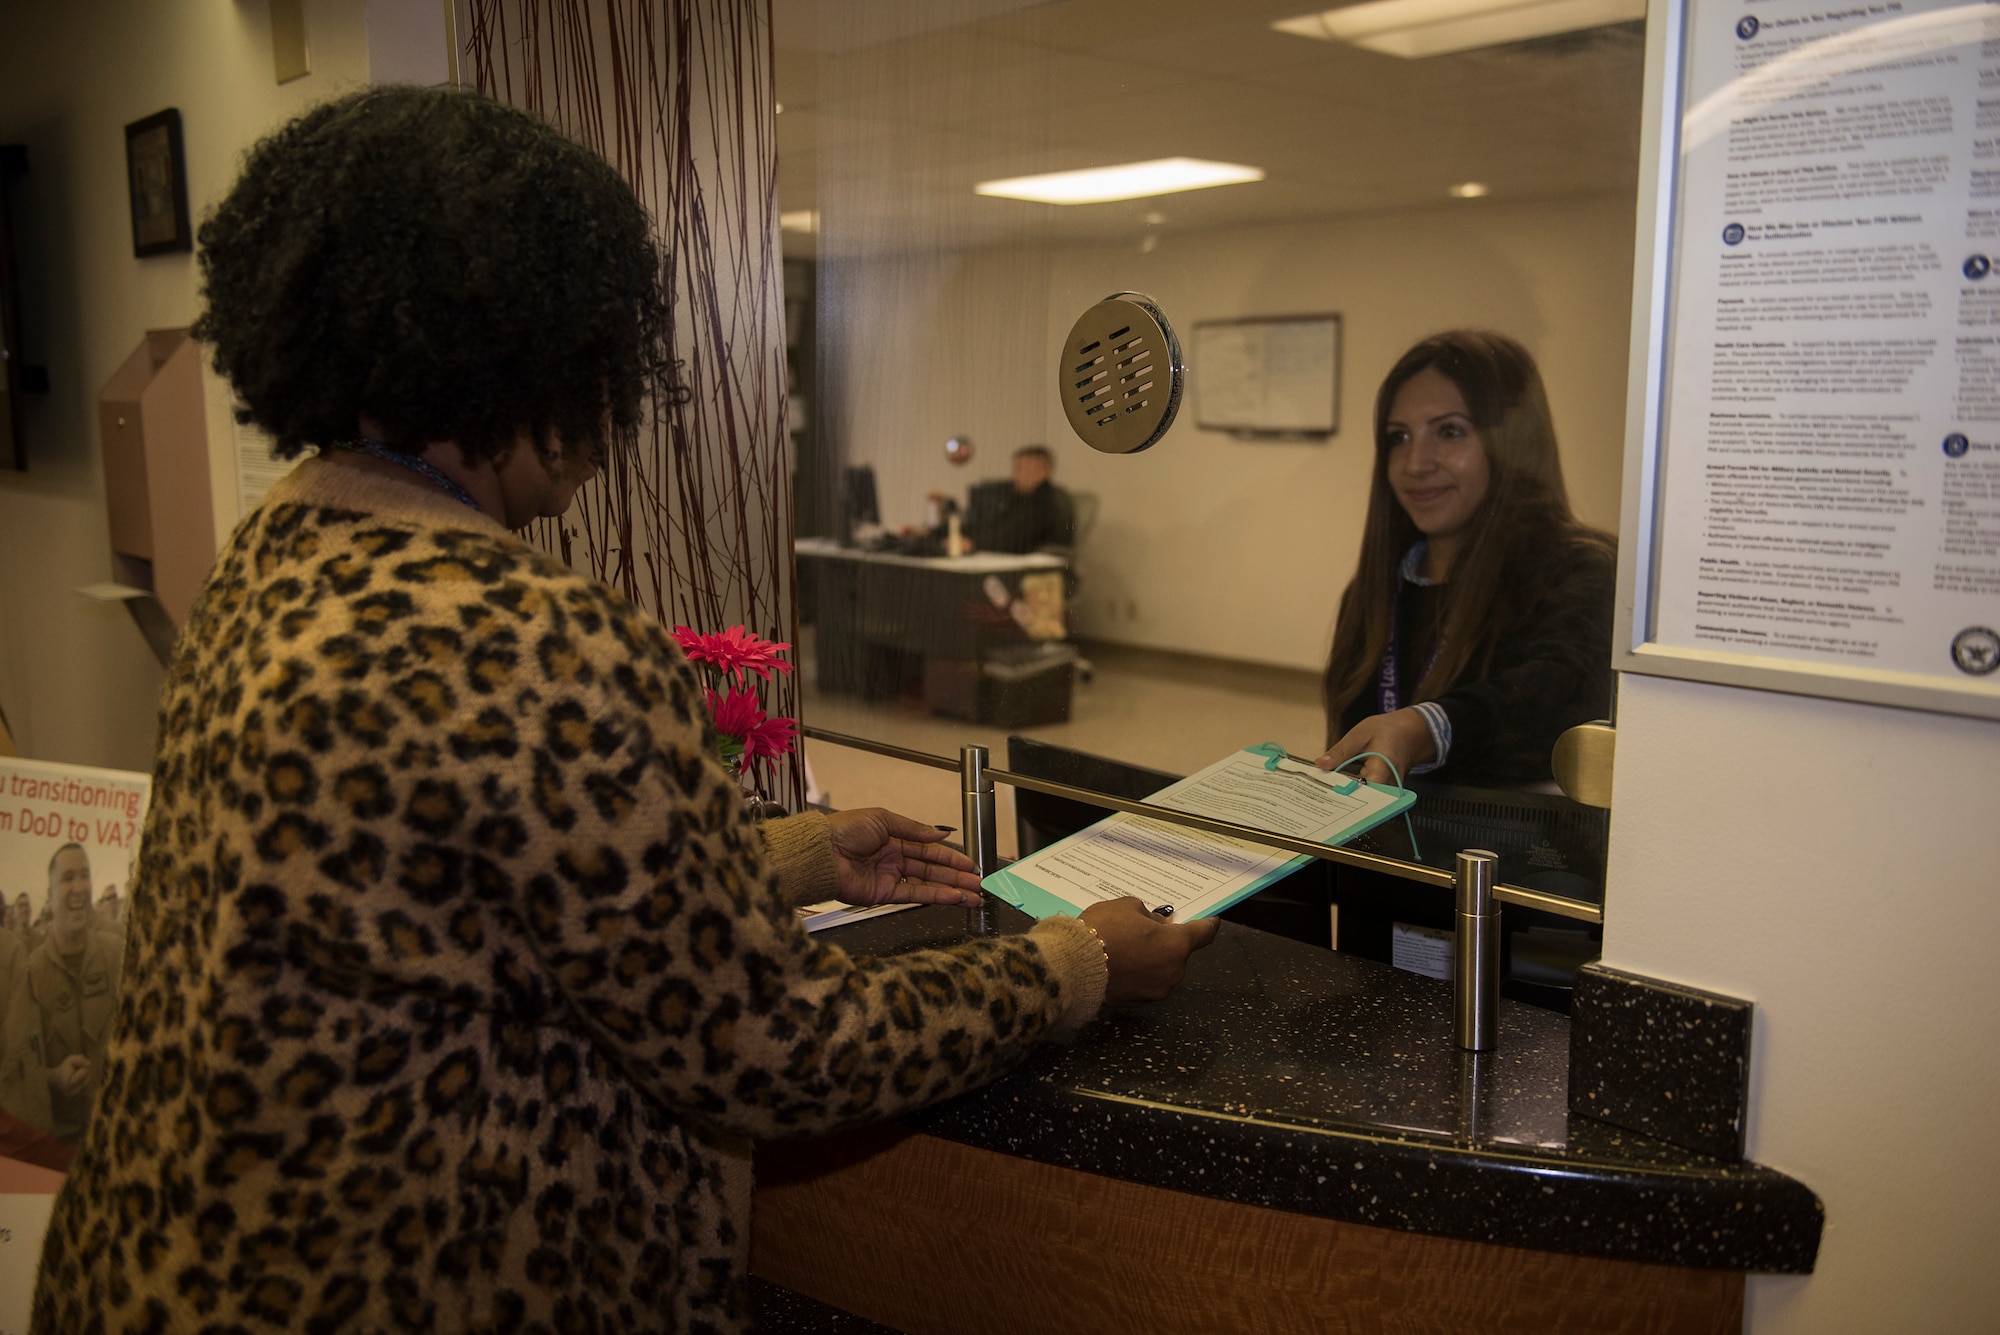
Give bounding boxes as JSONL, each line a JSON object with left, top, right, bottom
{"left": 1378, "top": 580, "right": 1444, "bottom": 715}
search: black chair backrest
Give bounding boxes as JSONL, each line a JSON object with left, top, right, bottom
{"left": 962, "top": 479, "right": 1010, "bottom": 537}
{"left": 1346, "top": 776, "right": 1609, "bottom": 900}
{"left": 1006, "top": 736, "right": 1181, "bottom": 856}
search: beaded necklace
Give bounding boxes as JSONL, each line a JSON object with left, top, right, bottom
{"left": 335, "top": 437, "right": 482, "bottom": 512}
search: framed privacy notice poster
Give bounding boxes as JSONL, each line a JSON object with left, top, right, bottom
{"left": 1621, "top": 0, "right": 2000, "bottom": 717}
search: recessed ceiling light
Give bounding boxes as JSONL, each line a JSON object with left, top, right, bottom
{"left": 780, "top": 210, "right": 818, "bottom": 233}
{"left": 1449, "top": 181, "right": 1490, "bottom": 198}
{"left": 1273, "top": 0, "right": 1646, "bottom": 60}
{"left": 975, "top": 158, "right": 1264, "bottom": 205}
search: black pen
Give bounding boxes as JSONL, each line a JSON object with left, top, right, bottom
{"left": 1151, "top": 904, "right": 1175, "bottom": 918}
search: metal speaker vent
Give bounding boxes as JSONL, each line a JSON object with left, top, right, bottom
{"left": 1059, "top": 291, "right": 1183, "bottom": 454}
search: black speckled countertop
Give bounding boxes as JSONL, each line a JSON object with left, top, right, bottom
{"left": 821, "top": 901, "right": 1823, "bottom": 1274}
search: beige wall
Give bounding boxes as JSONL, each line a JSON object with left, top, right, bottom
{"left": 0, "top": 0, "right": 387, "bottom": 768}
{"left": 832, "top": 191, "right": 1637, "bottom": 672}
{"left": 1604, "top": 676, "right": 2000, "bottom": 1332}
{"left": 1597, "top": 1, "right": 2000, "bottom": 1325}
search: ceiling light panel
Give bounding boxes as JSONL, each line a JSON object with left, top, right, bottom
{"left": 1274, "top": 0, "right": 1646, "bottom": 60}
{"left": 974, "top": 157, "right": 1265, "bottom": 205}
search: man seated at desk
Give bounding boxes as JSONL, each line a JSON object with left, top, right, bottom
{"left": 948, "top": 445, "right": 1075, "bottom": 555}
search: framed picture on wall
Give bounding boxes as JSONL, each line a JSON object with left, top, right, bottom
{"left": 125, "top": 109, "right": 190, "bottom": 257}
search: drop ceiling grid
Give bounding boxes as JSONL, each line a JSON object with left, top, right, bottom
{"left": 775, "top": 2, "right": 1644, "bottom": 253}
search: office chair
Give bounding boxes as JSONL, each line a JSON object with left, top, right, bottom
{"left": 1067, "top": 489, "right": 1100, "bottom": 550}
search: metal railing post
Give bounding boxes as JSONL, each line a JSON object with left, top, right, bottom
{"left": 960, "top": 744, "right": 997, "bottom": 936}
{"left": 1454, "top": 849, "right": 1500, "bottom": 1051}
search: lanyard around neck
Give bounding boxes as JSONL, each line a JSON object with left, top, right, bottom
{"left": 1378, "top": 569, "right": 1446, "bottom": 715}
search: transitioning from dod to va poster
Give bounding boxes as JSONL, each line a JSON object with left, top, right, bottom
{"left": 0, "top": 755, "right": 151, "bottom": 1151}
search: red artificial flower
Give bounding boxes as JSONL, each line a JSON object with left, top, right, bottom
{"left": 741, "top": 713, "right": 799, "bottom": 763}
{"left": 702, "top": 688, "right": 799, "bottom": 763}
{"left": 673, "top": 624, "right": 795, "bottom": 685}
{"left": 685, "top": 627, "right": 800, "bottom": 773}
{"left": 704, "top": 686, "right": 768, "bottom": 741}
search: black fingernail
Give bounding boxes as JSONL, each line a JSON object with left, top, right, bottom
{"left": 934, "top": 825, "right": 956, "bottom": 834}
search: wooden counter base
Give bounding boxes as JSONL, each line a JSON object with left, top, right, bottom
{"left": 753, "top": 1125, "right": 1744, "bottom": 1335}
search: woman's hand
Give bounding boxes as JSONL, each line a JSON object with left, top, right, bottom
{"left": 1078, "top": 897, "right": 1221, "bottom": 1004}
{"left": 1316, "top": 707, "right": 1436, "bottom": 786}
{"left": 825, "top": 808, "right": 983, "bottom": 907}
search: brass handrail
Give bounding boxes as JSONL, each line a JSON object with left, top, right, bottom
{"left": 802, "top": 725, "right": 1602, "bottom": 924}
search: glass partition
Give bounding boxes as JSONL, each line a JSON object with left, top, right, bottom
{"left": 776, "top": 0, "right": 1638, "bottom": 964}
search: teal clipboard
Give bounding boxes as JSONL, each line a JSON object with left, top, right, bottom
{"left": 982, "top": 747, "right": 1416, "bottom": 922}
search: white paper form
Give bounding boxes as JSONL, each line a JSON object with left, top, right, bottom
{"left": 985, "top": 748, "right": 1412, "bottom": 921}
{"left": 0, "top": 1154, "right": 65, "bottom": 1335}
{"left": 0, "top": 1192, "right": 56, "bottom": 1335}
{"left": 1658, "top": 0, "right": 2000, "bottom": 681}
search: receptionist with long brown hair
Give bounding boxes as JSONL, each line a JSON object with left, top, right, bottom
{"left": 1317, "top": 330, "right": 1615, "bottom": 788}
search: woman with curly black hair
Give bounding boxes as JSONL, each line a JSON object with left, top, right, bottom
{"left": 192, "top": 82, "right": 672, "bottom": 515}
{"left": 32, "top": 87, "right": 1212, "bottom": 1334}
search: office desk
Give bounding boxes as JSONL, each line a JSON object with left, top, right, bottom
{"left": 795, "top": 537, "right": 1071, "bottom": 725}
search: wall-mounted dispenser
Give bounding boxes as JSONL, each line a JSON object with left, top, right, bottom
{"left": 87, "top": 328, "right": 215, "bottom": 663}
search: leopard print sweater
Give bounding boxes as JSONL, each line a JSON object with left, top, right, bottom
{"left": 31, "top": 458, "right": 1107, "bottom": 1334}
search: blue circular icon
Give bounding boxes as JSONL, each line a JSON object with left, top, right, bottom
{"left": 1952, "top": 626, "right": 2000, "bottom": 676}
{"left": 1945, "top": 433, "right": 1971, "bottom": 458}
{"left": 1967, "top": 254, "right": 1992, "bottom": 280}
{"left": 1737, "top": 16, "right": 1759, "bottom": 39}
{"left": 1722, "top": 222, "right": 1745, "bottom": 246}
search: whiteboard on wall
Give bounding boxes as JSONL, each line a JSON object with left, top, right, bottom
{"left": 1618, "top": 0, "right": 2000, "bottom": 719}
{"left": 1192, "top": 315, "right": 1340, "bottom": 438}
